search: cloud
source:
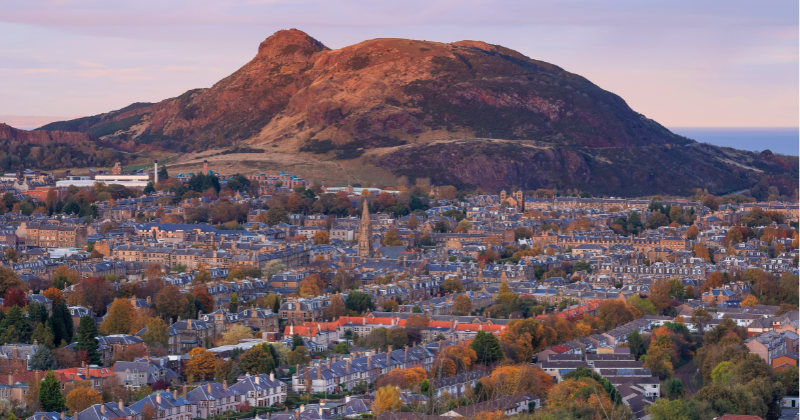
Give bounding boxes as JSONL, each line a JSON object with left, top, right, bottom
{"left": 22, "top": 68, "right": 58, "bottom": 73}
{"left": 76, "top": 60, "right": 103, "bottom": 67}
{"left": 165, "top": 66, "right": 197, "bottom": 71}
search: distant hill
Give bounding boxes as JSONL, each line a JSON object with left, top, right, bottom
{"left": 37, "top": 29, "right": 798, "bottom": 195}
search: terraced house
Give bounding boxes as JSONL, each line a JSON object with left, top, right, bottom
{"left": 229, "top": 373, "right": 287, "bottom": 407}
{"left": 24, "top": 222, "right": 88, "bottom": 248}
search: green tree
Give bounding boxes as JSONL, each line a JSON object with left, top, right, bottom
{"left": 627, "top": 211, "right": 643, "bottom": 235}
{"left": 75, "top": 316, "right": 102, "bottom": 365}
{"left": 345, "top": 291, "right": 375, "bottom": 313}
{"left": 663, "top": 378, "right": 684, "bottom": 400}
{"left": 261, "top": 260, "right": 287, "bottom": 279}
{"left": 627, "top": 330, "right": 646, "bottom": 360}
{"left": 265, "top": 206, "right": 289, "bottom": 226}
{"left": 387, "top": 328, "right": 408, "bottom": 349}
{"left": 646, "top": 398, "right": 691, "bottom": 420}
{"left": 291, "top": 334, "right": 304, "bottom": 351}
{"left": 229, "top": 292, "right": 240, "bottom": 313}
{"left": 0, "top": 306, "right": 33, "bottom": 343}
{"left": 29, "top": 346, "right": 57, "bottom": 371}
{"left": 628, "top": 294, "right": 657, "bottom": 316}
{"left": 31, "top": 323, "right": 55, "bottom": 349}
{"left": 39, "top": 371, "right": 66, "bottom": 411}
{"left": 366, "top": 328, "right": 388, "bottom": 351}
{"left": 239, "top": 345, "right": 275, "bottom": 375}
{"left": 471, "top": 330, "right": 504, "bottom": 366}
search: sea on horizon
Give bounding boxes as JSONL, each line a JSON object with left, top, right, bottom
{"left": 670, "top": 127, "right": 799, "bottom": 156}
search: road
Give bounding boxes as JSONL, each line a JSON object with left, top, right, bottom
{"left": 675, "top": 361, "right": 699, "bottom": 395}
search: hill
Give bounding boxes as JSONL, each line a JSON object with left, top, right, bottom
{"left": 37, "top": 29, "right": 798, "bottom": 195}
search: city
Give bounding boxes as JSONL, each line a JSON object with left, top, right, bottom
{"left": 0, "top": 159, "right": 796, "bottom": 420}
{"left": 1, "top": 2, "right": 798, "bottom": 420}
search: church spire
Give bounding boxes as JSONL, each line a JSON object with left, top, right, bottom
{"left": 357, "top": 199, "right": 374, "bottom": 258}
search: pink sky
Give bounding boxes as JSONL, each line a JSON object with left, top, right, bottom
{"left": 1, "top": 0, "right": 797, "bottom": 127}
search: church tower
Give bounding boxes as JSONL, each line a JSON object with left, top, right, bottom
{"left": 357, "top": 199, "right": 374, "bottom": 258}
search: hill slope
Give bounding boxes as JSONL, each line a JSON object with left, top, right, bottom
{"left": 39, "top": 29, "right": 798, "bottom": 195}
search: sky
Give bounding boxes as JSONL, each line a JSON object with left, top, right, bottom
{"left": 1, "top": 0, "right": 798, "bottom": 128}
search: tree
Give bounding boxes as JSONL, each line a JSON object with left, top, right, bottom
{"left": 220, "top": 325, "right": 254, "bottom": 346}
{"left": 694, "top": 243, "right": 710, "bottom": 262}
{"left": 261, "top": 260, "right": 287, "bottom": 279}
{"left": 194, "top": 265, "right": 212, "bottom": 284}
{"left": 291, "top": 334, "right": 304, "bottom": 350}
{"left": 75, "top": 316, "right": 102, "bottom": 365}
{"left": 627, "top": 211, "right": 643, "bottom": 234}
{"left": 286, "top": 346, "right": 311, "bottom": 366}
{"left": 155, "top": 285, "right": 187, "bottom": 321}
{"left": 741, "top": 294, "right": 759, "bottom": 307}
{"left": 471, "top": 330, "right": 504, "bottom": 365}
{"left": 690, "top": 308, "right": 713, "bottom": 334}
{"left": 684, "top": 285, "right": 695, "bottom": 299}
{"left": 646, "top": 398, "right": 691, "bottom": 420}
{"left": 229, "top": 292, "right": 240, "bottom": 313}
{"left": 265, "top": 206, "right": 289, "bottom": 226}
{"left": 39, "top": 371, "right": 65, "bottom": 411}
{"left": 192, "top": 286, "right": 214, "bottom": 313}
{"left": 31, "top": 323, "right": 55, "bottom": 349}
{"left": 186, "top": 347, "right": 216, "bottom": 381}
{"left": 0, "top": 306, "right": 33, "bottom": 344}
{"left": 345, "top": 291, "right": 375, "bottom": 313}
{"left": 298, "top": 278, "right": 321, "bottom": 298}
{"left": 596, "top": 300, "right": 642, "bottom": 331}
{"left": 441, "top": 277, "right": 464, "bottom": 294}
{"left": 239, "top": 345, "right": 274, "bottom": 375}
{"left": 627, "top": 330, "right": 645, "bottom": 360}
{"left": 686, "top": 225, "right": 699, "bottom": 240}
{"left": 387, "top": 328, "right": 409, "bottom": 349}
{"left": 3, "top": 287, "right": 27, "bottom": 308}
{"left": 29, "top": 346, "right": 57, "bottom": 371}
{"left": 325, "top": 294, "right": 346, "bottom": 320}
{"left": 51, "top": 266, "right": 80, "bottom": 290}
{"left": 372, "top": 385, "right": 402, "bottom": 417}
{"left": 627, "top": 294, "right": 656, "bottom": 316}
{"left": 452, "top": 294, "right": 473, "bottom": 316}
{"left": 477, "top": 365, "right": 553, "bottom": 401}
{"left": 383, "top": 228, "right": 404, "bottom": 247}
{"left": 366, "top": 328, "right": 388, "bottom": 351}
{"left": 42, "top": 288, "right": 64, "bottom": 306}
{"left": 100, "top": 298, "right": 136, "bottom": 335}
{"left": 66, "top": 386, "right": 102, "bottom": 413}
{"left": 0, "top": 267, "right": 23, "bottom": 296}
{"left": 313, "top": 230, "right": 330, "bottom": 245}
{"left": 141, "top": 317, "right": 170, "bottom": 348}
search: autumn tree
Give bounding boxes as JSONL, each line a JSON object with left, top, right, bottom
{"left": 383, "top": 228, "right": 404, "bottom": 247}
{"left": 239, "top": 345, "right": 275, "bottom": 375}
{"left": 185, "top": 347, "right": 216, "bottom": 381}
{"left": 141, "top": 317, "right": 170, "bottom": 348}
{"left": 66, "top": 386, "right": 102, "bottom": 413}
{"left": 374, "top": 367, "right": 427, "bottom": 390}
{"left": 155, "top": 285, "right": 187, "bottom": 321}
{"left": 313, "top": 230, "right": 330, "bottom": 245}
{"left": 325, "top": 294, "right": 346, "bottom": 320}
{"left": 741, "top": 294, "right": 759, "bottom": 307}
{"left": 220, "top": 325, "right": 254, "bottom": 346}
{"left": 452, "top": 294, "right": 473, "bottom": 316}
{"left": 100, "top": 298, "right": 136, "bottom": 335}
{"left": 476, "top": 364, "right": 553, "bottom": 400}
{"left": 286, "top": 346, "right": 311, "bottom": 366}
{"left": 596, "top": 300, "right": 642, "bottom": 332}
{"left": 192, "top": 286, "right": 215, "bottom": 313}
{"left": 42, "top": 288, "right": 65, "bottom": 307}
{"left": 298, "top": 277, "right": 321, "bottom": 298}
{"left": 686, "top": 225, "right": 699, "bottom": 240}
{"left": 441, "top": 277, "right": 464, "bottom": 294}
{"left": 387, "top": 328, "right": 409, "bottom": 349}
{"left": 693, "top": 243, "right": 710, "bottom": 262}
{"left": 372, "top": 385, "right": 402, "bottom": 416}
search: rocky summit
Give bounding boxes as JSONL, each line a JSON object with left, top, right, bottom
{"left": 37, "top": 29, "right": 797, "bottom": 195}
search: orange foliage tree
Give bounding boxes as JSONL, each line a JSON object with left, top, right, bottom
{"left": 185, "top": 347, "right": 216, "bottom": 381}
{"left": 374, "top": 367, "right": 427, "bottom": 390}
{"left": 66, "top": 386, "right": 102, "bottom": 413}
{"left": 476, "top": 365, "right": 553, "bottom": 400}
{"left": 372, "top": 385, "right": 402, "bottom": 417}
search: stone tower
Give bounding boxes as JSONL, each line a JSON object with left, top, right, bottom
{"left": 357, "top": 199, "right": 374, "bottom": 258}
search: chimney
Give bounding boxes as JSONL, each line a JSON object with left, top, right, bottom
{"left": 156, "top": 394, "right": 161, "bottom": 404}
{"left": 404, "top": 347, "right": 408, "bottom": 363}
{"left": 203, "top": 160, "right": 209, "bottom": 175}
{"left": 173, "top": 389, "right": 177, "bottom": 400}
{"left": 317, "top": 362, "right": 321, "bottom": 379}
{"left": 223, "top": 380, "right": 228, "bottom": 391}
{"left": 387, "top": 346, "right": 392, "bottom": 365}
{"left": 300, "top": 405, "right": 305, "bottom": 413}
{"left": 61, "top": 413, "right": 65, "bottom": 420}
{"left": 346, "top": 359, "right": 351, "bottom": 374}
{"left": 270, "top": 372, "right": 275, "bottom": 382}
{"left": 119, "top": 400, "right": 124, "bottom": 410}
{"left": 255, "top": 375, "right": 260, "bottom": 385}
{"left": 101, "top": 405, "right": 106, "bottom": 414}
{"left": 207, "top": 383, "right": 211, "bottom": 393}
{"left": 8, "top": 374, "right": 12, "bottom": 386}
{"left": 154, "top": 160, "right": 159, "bottom": 184}
{"left": 187, "top": 318, "right": 192, "bottom": 329}
{"left": 368, "top": 354, "right": 372, "bottom": 370}
{"left": 183, "top": 384, "right": 188, "bottom": 398}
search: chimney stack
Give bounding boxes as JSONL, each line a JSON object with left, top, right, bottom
{"left": 154, "top": 160, "right": 159, "bottom": 184}
{"left": 101, "top": 405, "right": 106, "bottom": 414}
{"left": 270, "top": 372, "right": 275, "bottom": 382}
{"left": 119, "top": 400, "right": 124, "bottom": 410}
{"left": 207, "top": 383, "right": 211, "bottom": 393}
{"left": 203, "top": 160, "right": 209, "bottom": 175}
{"left": 255, "top": 375, "right": 260, "bottom": 385}
{"left": 173, "top": 389, "right": 177, "bottom": 400}
{"left": 183, "top": 384, "right": 188, "bottom": 398}
{"left": 223, "top": 380, "right": 227, "bottom": 391}
{"left": 156, "top": 394, "right": 161, "bottom": 404}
